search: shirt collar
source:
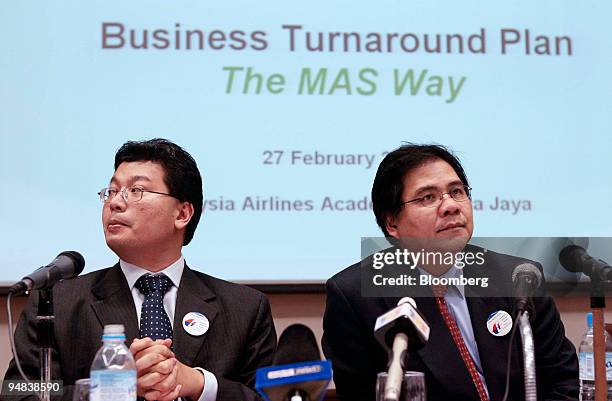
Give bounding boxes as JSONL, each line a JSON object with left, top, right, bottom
{"left": 418, "top": 264, "right": 466, "bottom": 299}
{"left": 120, "top": 256, "right": 185, "bottom": 290}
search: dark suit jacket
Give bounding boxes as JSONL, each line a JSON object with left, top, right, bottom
{"left": 3, "top": 264, "right": 277, "bottom": 401}
{"left": 322, "top": 248, "right": 579, "bottom": 401}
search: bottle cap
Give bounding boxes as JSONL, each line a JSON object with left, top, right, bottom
{"left": 102, "top": 324, "right": 126, "bottom": 340}
{"left": 104, "top": 324, "right": 126, "bottom": 335}
{"left": 587, "top": 312, "right": 593, "bottom": 328}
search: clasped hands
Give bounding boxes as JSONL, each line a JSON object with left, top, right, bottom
{"left": 129, "top": 338, "right": 204, "bottom": 401}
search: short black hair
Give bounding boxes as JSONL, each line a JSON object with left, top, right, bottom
{"left": 372, "top": 143, "right": 469, "bottom": 237}
{"left": 114, "top": 138, "right": 203, "bottom": 246}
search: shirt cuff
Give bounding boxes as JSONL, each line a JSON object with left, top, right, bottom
{"left": 193, "top": 367, "right": 218, "bottom": 401}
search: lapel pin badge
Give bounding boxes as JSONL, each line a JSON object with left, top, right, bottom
{"left": 486, "top": 310, "right": 513, "bottom": 337}
{"left": 182, "top": 312, "right": 210, "bottom": 336}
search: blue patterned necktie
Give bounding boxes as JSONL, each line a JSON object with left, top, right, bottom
{"left": 135, "top": 273, "right": 173, "bottom": 341}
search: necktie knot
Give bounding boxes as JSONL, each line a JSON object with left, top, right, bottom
{"left": 135, "top": 273, "right": 173, "bottom": 296}
{"left": 136, "top": 273, "right": 173, "bottom": 341}
{"left": 432, "top": 284, "right": 448, "bottom": 298}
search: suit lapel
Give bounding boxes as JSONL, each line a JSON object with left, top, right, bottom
{"left": 464, "top": 247, "right": 520, "bottom": 401}
{"left": 90, "top": 264, "right": 140, "bottom": 343}
{"left": 382, "top": 294, "right": 480, "bottom": 400}
{"left": 172, "top": 265, "right": 219, "bottom": 367}
{"left": 467, "top": 295, "right": 516, "bottom": 401}
{"left": 416, "top": 296, "right": 481, "bottom": 400}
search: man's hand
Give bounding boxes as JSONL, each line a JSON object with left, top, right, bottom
{"left": 175, "top": 359, "right": 205, "bottom": 401}
{"left": 130, "top": 338, "right": 181, "bottom": 401}
{"left": 129, "top": 338, "right": 205, "bottom": 401}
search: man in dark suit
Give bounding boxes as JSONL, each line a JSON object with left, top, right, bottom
{"left": 322, "top": 144, "right": 578, "bottom": 401}
{"left": 4, "top": 139, "right": 276, "bottom": 401}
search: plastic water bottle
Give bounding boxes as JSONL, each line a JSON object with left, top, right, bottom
{"left": 90, "top": 324, "right": 137, "bottom": 401}
{"left": 578, "top": 313, "right": 612, "bottom": 401}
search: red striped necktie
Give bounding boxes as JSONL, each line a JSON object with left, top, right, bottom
{"left": 432, "top": 285, "right": 489, "bottom": 401}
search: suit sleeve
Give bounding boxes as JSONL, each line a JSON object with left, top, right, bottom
{"left": 2, "top": 292, "right": 73, "bottom": 401}
{"left": 322, "top": 278, "right": 378, "bottom": 401}
{"left": 533, "top": 294, "right": 579, "bottom": 401}
{"left": 215, "top": 293, "right": 277, "bottom": 401}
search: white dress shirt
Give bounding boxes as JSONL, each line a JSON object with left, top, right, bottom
{"left": 120, "top": 257, "right": 218, "bottom": 401}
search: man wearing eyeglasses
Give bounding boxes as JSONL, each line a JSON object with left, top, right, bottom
{"left": 322, "top": 144, "right": 578, "bottom": 401}
{"left": 4, "top": 139, "right": 276, "bottom": 401}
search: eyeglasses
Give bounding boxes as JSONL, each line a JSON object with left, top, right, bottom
{"left": 98, "top": 187, "right": 174, "bottom": 203}
{"left": 401, "top": 185, "right": 472, "bottom": 208}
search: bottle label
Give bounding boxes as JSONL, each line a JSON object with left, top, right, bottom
{"left": 579, "top": 352, "right": 612, "bottom": 380}
{"left": 90, "top": 370, "right": 136, "bottom": 401}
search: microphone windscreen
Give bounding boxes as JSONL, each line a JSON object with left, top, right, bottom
{"left": 273, "top": 324, "right": 321, "bottom": 365}
{"left": 559, "top": 245, "right": 585, "bottom": 273}
{"left": 59, "top": 251, "right": 86, "bottom": 276}
{"left": 511, "top": 263, "right": 542, "bottom": 287}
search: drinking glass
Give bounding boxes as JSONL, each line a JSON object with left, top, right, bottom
{"left": 72, "top": 378, "right": 91, "bottom": 401}
{"left": 376, "top": 371, "right": 426, "bottom": 401}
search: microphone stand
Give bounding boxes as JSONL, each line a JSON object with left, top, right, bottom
{"left": 384, "top": 333, "right": 408, "bottom": 401}
{"left": 590, "top": 278, "right": 607, "bottom": 401}
{"left": 287, "top": 389, "right": 308, "bottom": 401}
{"left": 518, "top": 311, "right": 537, "bottom": 401}
{"left": 37, "top": 288, "right": 55, "bottom": 401}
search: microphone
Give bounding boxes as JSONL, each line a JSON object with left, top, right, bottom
{"left": 374, "top": 297, "right": 430, "bottom": 401}
{"left": 559, "top": 245, "right": 612, "bottom": 281}
{"left": 255, "top": 324, "right": 332, "bottom": 401}
{"left": 9, "top": 251, "right": 85, "bottom": 295}
{"left": 512, "top": 263, "right": 542, "bottom": 312}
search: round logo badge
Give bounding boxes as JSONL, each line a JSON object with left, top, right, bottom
{"left": 486, "top": 310, "right": 513, "bottom": 337}
{"left": 182, "top": 312, "right": 210, "bottom": 336}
